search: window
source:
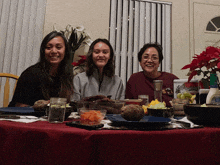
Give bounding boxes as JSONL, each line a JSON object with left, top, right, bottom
{"left": 109, "top": 0, "right": 172, "bottom": 85}
{"left": 206, "top": 16, "right": 220, "bottom": 32}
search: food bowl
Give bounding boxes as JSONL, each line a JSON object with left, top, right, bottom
{"left": 171, "top": 98, "right": 189, "bottom": 116}
{"left": 95, "top": 100, "right": 125, "bottom": 114}
{"left": 124, "top": 99, "right": 142, "bottom": 105}
{"left": 184, "top": 104, "right": 220, "bottom": 125}
{"left": 148, "top": 107, "right": 174, "bottom": 118}
{"left": 79, "top": 109, "right": 107, "bottom": 125}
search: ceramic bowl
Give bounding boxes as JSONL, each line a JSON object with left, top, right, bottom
{"left": 184, "top": 104, "right": 220, "bottom": 125}
{"left": 148, "top": 107, "right": 174, "bottom": 118}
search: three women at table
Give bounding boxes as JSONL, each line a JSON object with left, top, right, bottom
{"left": 125, "top": 43, "right": 178, "bottom": 106}
{"left": 71, "top": 38, "right": 125, "bottom": 101}
{"left": 9, "top": 31, "right": 73, "bottom": 107}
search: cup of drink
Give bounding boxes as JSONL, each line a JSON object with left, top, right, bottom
{"left": 138, "top": 95, "right": 149, "bottom": 106}
{"left": 48, "top": 97, "right": 67, "bottom": 123}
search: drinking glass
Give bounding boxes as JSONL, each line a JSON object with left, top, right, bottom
{"left": 48, "top": 97, "right": 67, "bottom": 123}
{"left": 138, "top": 95, "right": 149, "bottom": 106}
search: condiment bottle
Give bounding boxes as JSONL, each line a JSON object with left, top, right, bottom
{"left": 153, "top": 80, "right": 163, "bottom": 102}
{"left": 206, "top": 73, "right": 219, "bottom": 104}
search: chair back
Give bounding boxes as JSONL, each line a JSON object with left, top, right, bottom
{"left": 0, "top": 73, "right": 19, "bottom": 107}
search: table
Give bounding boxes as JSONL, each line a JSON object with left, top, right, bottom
{"left": 1, "top": 120, "right": 220, "bottom": 165}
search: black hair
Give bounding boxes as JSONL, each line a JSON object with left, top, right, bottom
{"left": 38, "top": 31, "right": 73, "bottom": 101}
{"left": 138, "top": 43, "right": 163, "bottom": 63}
{"left": 86, "top": 38, "right": 115, "bottom": 77}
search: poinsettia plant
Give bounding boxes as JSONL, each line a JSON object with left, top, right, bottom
{"left": 72, "top": 55, "right": 87, "bottom": 76}
{"left": 72, "top": 55, "right": 87, "bottom": 66}
{"left": 181, "top": 46, "right": 220, "bottom": 88}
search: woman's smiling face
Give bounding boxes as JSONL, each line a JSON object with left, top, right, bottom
{"left": 92, "top": 42, "right": 110, "bottom": 70}
{"left": 45, "top": 36, "right": 65, "bottom": 66}
{"left": 140, "top": 47, "right": 160, "bottom": 75}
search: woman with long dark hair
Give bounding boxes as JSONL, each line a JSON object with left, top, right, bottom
{"left": 72, "top": 38, "right": 124, "bottom": 101}
{"left": 9, "top": 31, "right": 73, "bottom": 107}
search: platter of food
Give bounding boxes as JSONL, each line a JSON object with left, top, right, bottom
{"left": 106, "top": 114, "right": 171, "bottom": 128}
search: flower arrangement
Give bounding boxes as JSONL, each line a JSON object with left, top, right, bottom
{"left": 72, "top": 55, "right": 87, "bottom": 75}
{"left": 72, "top": 55, "right": 87, "bottom": 66}
{"left": 181, "top": 46, "right": 220, "bottom": 88}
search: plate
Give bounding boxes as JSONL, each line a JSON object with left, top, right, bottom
{"left": 106, "top": 114, "right": 171, "bottom": 128}
{"left": 0, "top": 107, "right": 45, "bottom": 117}
{"left": 66, "top": 121, "right": 104, "bottom": 130}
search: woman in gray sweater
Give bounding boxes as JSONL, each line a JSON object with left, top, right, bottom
{"left": 71, "top": 38, "right": 125, "bottom": 101}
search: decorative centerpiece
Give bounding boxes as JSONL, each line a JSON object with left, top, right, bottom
{"left": 181, "top": 46, "right": 220, "bottom": 89}
{"left": 53, "top": 25, "right": 92, "bottom": 75}
{"left": 72, "top": 55, "right": 87, "bottom": 75}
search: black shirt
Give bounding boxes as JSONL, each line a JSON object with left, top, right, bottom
{"left": 8, "top": 63, "right": 61, "bottom": 106}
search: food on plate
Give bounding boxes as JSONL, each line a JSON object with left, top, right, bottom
{"left": 80, "top": 110, "right": 104, "bottom": 125}
{"left": 177, "top": 91, "right": 196, "bottom": 103}
{"left": 142, "top": 105, "right": 148, "bottom": 114}
{"left": 80, "top": 95, "right": 124, "bottom": 114}
{"left": 82, "top": 95, "right": 109, "bottom": 102}
{"left": 121, "top": 104, "right": 144, "bottom": 121}
{"left": 142, "top": 99, "right": 166, "bottom": 114}
{"left": 149, "top": 101, "right": 166, "bottom": 109}
{"left": 201, "top": 104, "right": 207, "bottom": 107}
{"left": 33, "top": 100, "right": 50, "bottom": 111}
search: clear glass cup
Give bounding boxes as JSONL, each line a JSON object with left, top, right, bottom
{"left": 48, "top": 97, "right": 67, "bottom": 123}
{"left": 138, "top": 95, "right": 149, "bottom": 106}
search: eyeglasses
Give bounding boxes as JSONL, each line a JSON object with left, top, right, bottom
{"left": 142, "top": 56, "right": 159, "bottom": 62}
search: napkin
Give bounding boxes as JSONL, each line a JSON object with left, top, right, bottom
{"left": 177, "top": 116, "right": 200, "bottom": 128}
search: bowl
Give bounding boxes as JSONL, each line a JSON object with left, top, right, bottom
{"left": 79, "top": 109, "right": 107, "bottom": 125}
{"left": 124, "top": 99, "right": 142, "bottom": 105}
{"left": 148, "top": 107, "right": 174, "bottom": 118}
{"left": 171, "top": 98, "right": 189, "bottom": 116}
{"left": 95, "top": 100, "right": 125, "bottom": 114}
{"left": 184, "top": 104, "right": 220, "bottom": 125}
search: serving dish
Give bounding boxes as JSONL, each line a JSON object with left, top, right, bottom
{"left": 106, "top": 114, "right": 171, "bottom": 128}
{"left": 124, "top": 99, "right": 142, "bottom": 105}
{"left": 0, "top": 105, "right": 75, "bottom": 120}
{"left": 66, "top": 121, "right": 104, "bottom": 130}
{"left": 148, "top": 107, "right": 174, "bottom": 118}
{"left": 184, "top": 104, "right": 220, "bottom": 125}
{"left": 0, "top": 107, "right": 45, "bottom": 117}
{"left": 171, "top": 98, "right": 189, "bottom": 116}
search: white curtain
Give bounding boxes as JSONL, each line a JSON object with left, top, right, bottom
{"left": 0, "top": 0, "right": 47, "bottom": 107}
{"left": 109, "top": 0, "right": 172, "bottom": 86}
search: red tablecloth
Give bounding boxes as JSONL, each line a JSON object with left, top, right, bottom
{"left": 1, "top": 120, "right": 220, "bottom": 165}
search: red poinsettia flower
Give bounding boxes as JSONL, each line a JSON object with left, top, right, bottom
{"left": 72, "top": 55, "right": 87, "bottom": 66}
{"left": 182, "top": 46, "right": 220, "bottom": 82}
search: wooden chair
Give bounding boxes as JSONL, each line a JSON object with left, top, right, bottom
{"left": 0, "top": 73, "right": 19, "bottom": 107}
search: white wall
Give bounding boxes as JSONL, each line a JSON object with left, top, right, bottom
{"left": 44, "top": 0, "right": 110, "bottom": 40}
{"left": 43, "top": 0, "right": 220, "bottom": 79}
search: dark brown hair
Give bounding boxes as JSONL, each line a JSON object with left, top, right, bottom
{"left": 86, "top": 38, "right": 115, "bottom": 77}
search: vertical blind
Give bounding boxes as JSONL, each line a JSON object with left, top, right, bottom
{"left": 0, "top": 0, "right": 46, "bottom": 107}
{"left": 109, "top": 0, "right": 172, "bottom": 86}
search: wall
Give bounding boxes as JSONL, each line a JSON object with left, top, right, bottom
{"left": 43, "top": 0, "right": 220, "bottom": 79}
{"left": 43, "top": 0, "right": 110, "bottom": 40}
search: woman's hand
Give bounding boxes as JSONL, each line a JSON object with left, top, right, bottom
{"left": 15, "top": 102, "right": 30, "bottom": 107}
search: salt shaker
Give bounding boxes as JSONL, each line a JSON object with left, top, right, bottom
{"left": 153, "top": 80, "right": 163, "bottom": 102}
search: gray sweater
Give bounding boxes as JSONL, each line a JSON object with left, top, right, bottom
{"left": 71, "top": 70, "right": 125, "bottom": 101}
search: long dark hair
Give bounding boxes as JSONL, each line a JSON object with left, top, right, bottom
{"left": 86, "top": 38, "right": 115, "bottom": 77}
{"left": 138, "top": 43, "right": 164, "bottom": 63}
{"left": 38, "top": 31, "right": 73, "bottom": 100}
